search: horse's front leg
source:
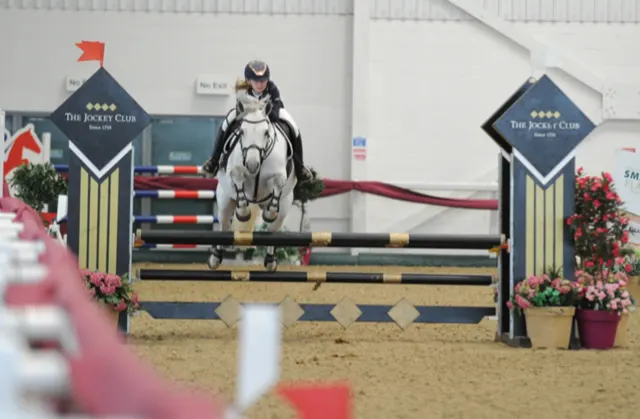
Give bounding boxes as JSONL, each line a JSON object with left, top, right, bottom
{"left": 262, "top": 173, "right": 287, "bottom": 271}
{"left": 207, "top": 179, "right": 236, "bottom": 270}
{"left": 230, "top": 166, "right": 252, "bottom": 223}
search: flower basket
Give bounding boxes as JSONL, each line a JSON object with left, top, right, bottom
{"left": 576, "top": 309, "right": 620, "bottom": 349}
{"left": 574, "top": 271, "right": 634, "bottom": 349}
{"left": 524, "top": 306, "right": 575, "bottom": 349}
{"left": 80, "top": 269, "right": 140, "bottom": 329}
{"left": 507, "top": 273, "right": 578, "bottom": 349}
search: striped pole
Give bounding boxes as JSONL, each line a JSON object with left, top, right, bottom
{"left": 133, "top": 190, "right": 215, "bottom": 199}
{"left": 135, "top": 244, "right": 211, "bottom": 251}
{"left": 133, "top": 215, "right": 219, "bottom": 224}
{"left": 55, "top": 164, "right": 204, "bottom": 175}
{"left": 135, "top": 229, "right": 504, "bottom": 250}
{"left": 138, "top": 269, "right": 495, "bottom": 286}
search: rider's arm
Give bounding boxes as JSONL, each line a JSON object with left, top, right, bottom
{"left": 267, "top": 81, "right": 284, "bottom": 116}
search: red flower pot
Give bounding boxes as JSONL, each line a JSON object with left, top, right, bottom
{"left": 576, "top": 308, "right": 620, "bottom": 349}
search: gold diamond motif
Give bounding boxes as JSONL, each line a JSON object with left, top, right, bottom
{"left": 94, "top": 102, "right": 101, "bottom": 110}
{"left": 279, "top": 295, "right": 304, "bottom": 327}
{"left": 388, "top": 298, "right": 420, "bottom": 330}
{"left": 545, "top": 111, "right": 553, "bottom": 118}
{"left": 538, "top": 110, "right": 545, "bottom": 118}
{"left": 530, "top": 111, "right": 538, "bottom": 118}
{"left": 330, "top": 298, "right": 362, "bottom": 329}
{"left": 86, "top": 103, "right": 93, "bottom": 110}
{"left": 109, "top": 103, "right": 117, "bottom": 111}
{"left": 553, "top": 111, "right": 561, "bottom": 119}
{"left": 101, "top": 103, "right": 109, "bottom": 111}
{"left": 214, "top": 295, "right": 242, "bottom": 327}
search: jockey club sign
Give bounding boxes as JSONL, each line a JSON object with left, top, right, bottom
{"left": 491, "top": 75, "right": 595, "bottom": 182}
{"left": 50, "top": 67, "right": 150, "bottom": 171}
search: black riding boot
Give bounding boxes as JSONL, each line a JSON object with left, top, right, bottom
{"left": 291, "top": 133, "right": 311, "bottom": 181}
{"left": 203, "top": 128, "right": 226, "bottom": 175}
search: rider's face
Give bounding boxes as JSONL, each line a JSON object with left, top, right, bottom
{"left": 249, "top": 79, "right": 268, "bottom": 93}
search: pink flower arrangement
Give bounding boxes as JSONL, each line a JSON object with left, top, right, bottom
{"left": 80, "top": 269, "right": 140, "bottom": 314}
{"left": 574, "top": 270, "right": 635, "bottom": 314}
{"left": 507, "top": 274, "right": 577, "bottom": 313}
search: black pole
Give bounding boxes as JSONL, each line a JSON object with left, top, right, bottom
{"left": 136, "top": 229, "right": 502, "bottom": 250}
{"left": 138, "top": 269, "right": 494, "bottom": 286}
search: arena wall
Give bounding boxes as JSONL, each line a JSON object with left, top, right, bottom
{"left": 1, "top": 0, "right": 639, "bottom": 255}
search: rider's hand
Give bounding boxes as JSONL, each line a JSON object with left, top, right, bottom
{"left": 202, "top": 159, "right": 217, "bottom": 175}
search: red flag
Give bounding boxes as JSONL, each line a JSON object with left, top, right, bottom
{"left": 276, "top": 382, "right": 352, "bottom": 419}
{"left": 76, "top": 41, "right": 105, "bottom": 67}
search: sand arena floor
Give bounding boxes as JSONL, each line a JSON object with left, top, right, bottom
{"left": 130, "top": 263, "right": 640, "bottom": 419}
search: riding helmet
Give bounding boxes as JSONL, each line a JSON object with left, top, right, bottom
{"left": 244, "top": 60, "right": 270, "bottom": 82}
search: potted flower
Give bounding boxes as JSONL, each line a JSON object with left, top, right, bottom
{"left": 8, "top": 162, "right": 67, "bottom": 226}
{"left": 566, "top": 168, "right": 631, "bottom": 275}
{"left": 507, "top": 270, "right": 577, "bottom": 349}
{"left": 80, "top": 269, "right": 140, "bottom": 327}
{"left": 293, "top": 167, "right": 324, "bottom": 264}
{"left": 573, "top": 271, "right": 634, "bottom": 349}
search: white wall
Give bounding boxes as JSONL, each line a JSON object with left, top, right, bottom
{"left": 366, "top": 19, "right": 640, "bottom": 244}
{"left": 1, "top": 0, "right": 640, "bottom": 247}
{"left": 0, "top": 8, "right": 353, "bottom": 233}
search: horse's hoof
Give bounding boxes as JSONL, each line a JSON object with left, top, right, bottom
{"left": 235, "top": 210, "right": 251, "bottom": 222}
{"left": 262, "top": 211, "right": 277, "bottom": 223}
{"left": 207, "top": 248, "right": 223, "bottom": 270}
{"left": 264, "top": 254, "right": 277, "bottom": 271}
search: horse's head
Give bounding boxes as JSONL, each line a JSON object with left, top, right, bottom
{"left": 237, "top": 93, "right": 273, "bottom": 175}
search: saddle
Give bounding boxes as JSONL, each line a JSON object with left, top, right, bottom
{"left": 220, "top": 119, "right": 294, "bottom": 176}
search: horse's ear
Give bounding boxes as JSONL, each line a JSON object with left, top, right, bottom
{"left": 260, "top": 94, "right": 271, "bottom": 107}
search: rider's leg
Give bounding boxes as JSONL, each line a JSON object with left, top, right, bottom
{"left": 278, "top": 108, "right": 311, "bottom": 181}
{"left": 204, "top": 109, "right": 237, "bottom": 175}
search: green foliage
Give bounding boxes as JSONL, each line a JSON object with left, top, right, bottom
{"left": 242, "top": 223, "right": 301, "bottom": 264}
{"left": 293, "top": 167, "right": 324, "bottom": 205}
{"left": 8, "top": 162, "right": 67, "bottom": 212}
{"left": 544, "top": 265, "right": 563, "bottom": 279}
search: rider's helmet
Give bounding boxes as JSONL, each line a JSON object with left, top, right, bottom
{"left": 244, "top": 60, "right": 270, "bottom": 82}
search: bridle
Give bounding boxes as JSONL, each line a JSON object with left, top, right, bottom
{"left": 237, "top": 112, "right": 276, "bottom": 170}
{"left": 234, "top": 104, "right": 278, "bottom": 204}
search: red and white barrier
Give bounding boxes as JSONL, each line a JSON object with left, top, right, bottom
{"left": 0, "top": 197, "right": 226, "bottom": 418}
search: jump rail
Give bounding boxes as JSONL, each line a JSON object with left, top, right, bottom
{"left": 55, "top": 164, "right": 204, "bottom": 175}
{"left": 133, "top": 190, "right": 215, "bottom": 199}
{"left": 137, "top": 269, "right": 495, "bottom": 286}
{"left": 135, "top": 230, "right": 505, "bottom": 250}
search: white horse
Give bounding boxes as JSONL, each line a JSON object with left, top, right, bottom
{"left": 208, "top": 92, "right": 297, "bottom": 271}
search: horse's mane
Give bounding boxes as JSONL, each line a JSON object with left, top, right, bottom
{"left": 237, "top": 92, "right": 270, "bottom": 114}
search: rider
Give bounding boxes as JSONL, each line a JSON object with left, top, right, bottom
{"left": 203, "top": 60, "right": 311, "bottom": 181}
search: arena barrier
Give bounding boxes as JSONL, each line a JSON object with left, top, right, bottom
{"left": 52, "top": 69, "right": 593, "bottom": 347}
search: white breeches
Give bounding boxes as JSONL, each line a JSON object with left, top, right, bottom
{"left": 221, "top": 109, "right": 237, "bottom": 131}
{"left": 278, "top": 108, "right": 300, "bottom": 137}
